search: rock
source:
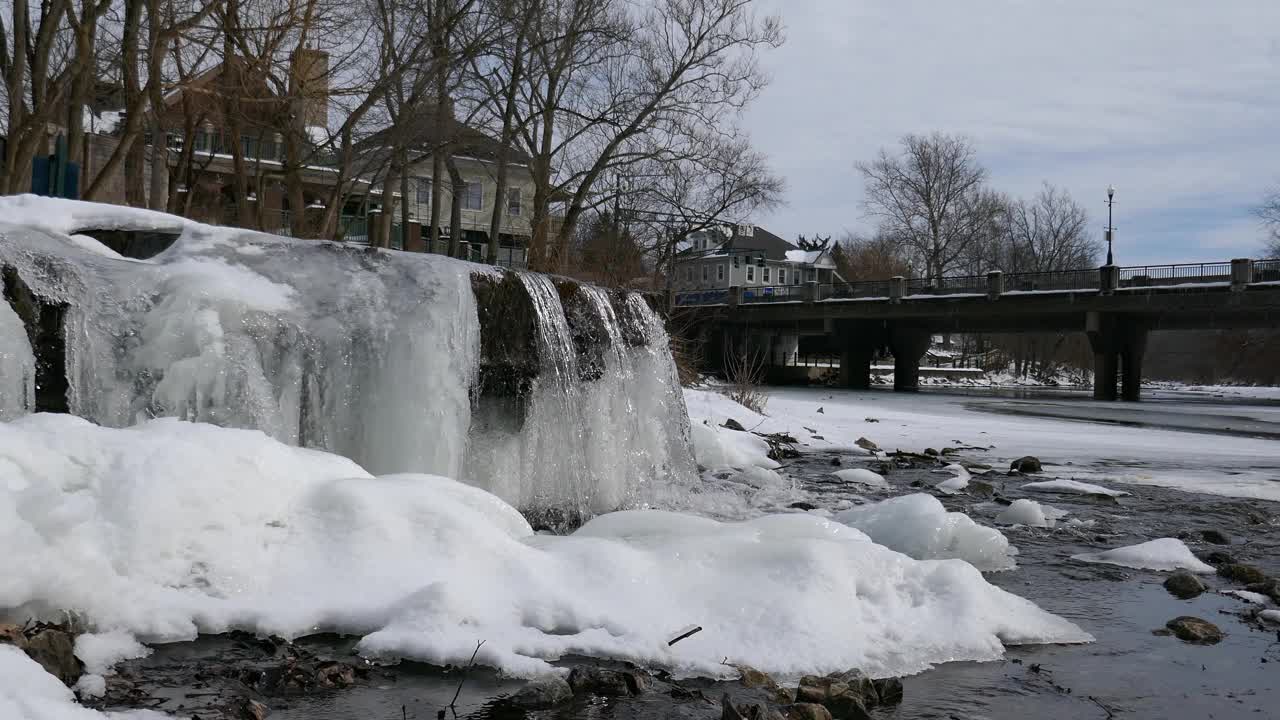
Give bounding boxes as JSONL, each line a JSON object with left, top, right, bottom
{"left": 1165, "top": 616, "right": 1223, "bottom": 644}
{"left": 1163, "top": 572, "right": 1206, "bottom": 599}
{"left": 240, "top": 699, "right": 270, "bottom": 720}
{"left": 1200, "top": 529, "right": 1230, "bottom": 545}
{"left": 829, "top": 457, "right": 842, "bottom": 466}
{"left": 721, "top": 694, "right": 785, "bottom": 720}
{"left": 968, "top": 479, "right": 995, "bottom": 498}
{"left": 796, "top": 673, "right": 873, "bottom": 719}
{"left": 508, "top": 676, "right": 573, "bottom": 709}
{"left": 923, "top": 448, "right": 939, "bottom": 457}
{"left": 722, "top": 418, "right": 747, "bottom": 432}
{"left": 1009, "top": 456, "right": 1042, "bottom": 473}
{"left": 567, "top": 666, "right": 647, "bottom": 697}
{"left": 816, "top": 407, "right": 824, "bottom": 414}
{"left": 855, "top": 437, "right": 878, "bottom": 452}
{"left": 826, "top": 669, "right": 877, "bottom": 706}
{"left": 1246, "top": 579, "right": 1280, "bottom": 604}
{"left": 871, "top": 677, "right": 903, "bottom": 706}
{"left": 1217, "top": 563, "right": 1267, "bottom": 585}
{"left": 22, "top": 628, "right": 83, "bottom": 686}
{"left": 789, "top": 501, "right": 819, "bottom": 511}
{"left": 0, "top": 624, "right": 24, "bottom": 647}
{"left": 313, "top": 661, "right": 356, "bottom": 689}
{"left": 782, "top": 704, "right": 834, "bottom": 720}
{"left": 1204, "top": 550, "right": 1236, "bottom": 566}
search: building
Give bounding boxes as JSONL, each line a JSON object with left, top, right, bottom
{"left": 673, "top": 225, "right": 841, "bottom": 300}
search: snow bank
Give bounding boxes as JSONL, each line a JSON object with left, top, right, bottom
{"left": 832, "top": 468, "right": 888, "bottom": 489}
{"left": 995, "top": 499, "right": 1066, "bottom": 528}
{"left": 689, "top": 422, "right": 779, "bottom": 471}
{"left": 1070, "top": 538, "right": 1214, "bottom": 573}
{"left": 834, "top": 494, "right": 1018, "bottom": 572}
{"left": 1, "top": 414, "right": 1088, "bottom": 681}
{"left": 1021, "top": 480, "right": 1129, "bottom": 497}
{"left": 0, "top": 646, "right": 166, "bottom": 720}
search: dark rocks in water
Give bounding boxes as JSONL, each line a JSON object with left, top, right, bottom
{"left": 789, "top": 501, "right": 819, "bottom": 511}
{"left": 0, "top": 623, "right": 83, "bottom": 686}
{"left": 1246, "top": 579, "right": 1280, "bottom": 604}
{"left": 854, "top": 437, "right": 877, "bottom": 452}
{"left": 1163, "top": 571, "right": 1207, "bottom": 600}
{"left": 733, "top": 664, "right": 792, "bottom": 704}
{"left": 722, "top": 418, "right": 747, "bottom": 432}
{"left": 1203, "top": 551, "right": 1237, "bottom": 566}
{"left": 567, "top": 666, "right": 648, "bottom": 697}
{"left": 781, "top": 703, "right": 834, "bottom": 720}
{"left": 721, "top": 693, "right": 785, "bottom": 720}
{"left": 507, "top": 675, "right": 573, "bottom": 709}
{"left": 241, "top": 698, "right": 270, "bottom": 720}
{"left": 872, "top": 677, "right": 904, "bottom": 706}
{"left": 1217, "top": 563, "right": 1267, "bottom": 585}
{"left": 795, "top": 670, "right": 881, "bottom": 720}
{"left": 1009, "top": 456, "right": 1042, "bottom": 473}
{"left": 968, "top": 479, "right": 996, "bottom": 498}
{"left": 313, "top": 660, "right": 356, "bottom": 689}
{"left": 829, "top": 457, "right": 842, "bottom": 466}
{"left": 1165, "top": 616, "right": 1223, "bottom": 644}
{"left": 923, "top": 448, "right": 939, "bottom": 457}
{"left": 1200, "top": 529, "right": 1230, "bottom": 545}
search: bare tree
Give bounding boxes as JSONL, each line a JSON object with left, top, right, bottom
{"left": 831, "top": 231, "right": 913, "bottom": 281}
{"left": 998, "top": 182, "right": 1097, "bottom": 272}
{"left": 1258, "top": 185, "right": 1280, "bottom": 257}
{"left": 858, "top": 132, "right": 999, "bottom": 281}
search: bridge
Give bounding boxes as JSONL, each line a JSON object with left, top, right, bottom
{"left": 673, "top": 259, "right": 1280, "bottom": 401}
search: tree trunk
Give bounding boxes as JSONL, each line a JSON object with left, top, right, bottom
{"left": 446, "top": 155, "right": 464, "bottom": 258}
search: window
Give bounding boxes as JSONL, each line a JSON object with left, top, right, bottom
{"left": 793, "top": 269, "right": 801, "bottom": 286}
{"left": 763, "top": 267, "right": 771, "bottom": 284}
{"left": 701, "top": 265, "right": 709, "bottom": 282}
{"left": 463, "top": 182, "right": 483, "bottom": 211}
{"left": 507, "top": 187, "right": 521, "bottom": 215}
{"left": 685, "top": 266, "right": 693, "bottom": 282}
{"left": 241, "top": 135, "right": 259, "bottom": 159}
{"left": 779, "top": 269, "right": 786, "bottom": 285}
{"left": 806, "top": 269, "right": 817, "bottom": 281}
{"left": 416, "top": 177, "right": 432, "bottom": 204}
{"left": 746, "top": 265, "right": 755, "bottom": 283}
{"left": 717, "top": 265, "right": 725, "bottom": 281}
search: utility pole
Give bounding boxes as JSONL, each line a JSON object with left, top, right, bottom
{"left": 1105, "top": 185, "right": 1116, "bottom": 266}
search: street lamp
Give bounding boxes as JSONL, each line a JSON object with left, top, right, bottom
{"left": 1105, "top": 185, "right": 1116, "bottom": 266}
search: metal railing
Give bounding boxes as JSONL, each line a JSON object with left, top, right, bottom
{"left": 742, "top": 285, "right": 804, "bottom": 303}
{"left": 1006, "top": 268, "right": 1100, "bottom": 292}
{"left": 820, "top": 279, "right": 893, "bottom": 300}
{"left": 1117, "top": 262, "right": 1231, "bottom": 288}
{"left": 904, "top": 274, "right": 987, "bottom": 296}
{"left": 1252, "top": 259, "right": 1280, "bottom": 283}
{"left": 675, "top": 288, "right": 730, "bottom": 306}
{"left": 771, "top": 351, "right": 840, "bottom": 368}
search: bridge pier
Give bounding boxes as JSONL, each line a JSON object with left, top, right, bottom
{"left": 838, "top": 338, "right": 876, "bottom": 389}
{"left": 1087, "top": 312, "right": 1148, "bottom": 401}
{"left": 889, "top": 327, "right": 932, "bottom": 393}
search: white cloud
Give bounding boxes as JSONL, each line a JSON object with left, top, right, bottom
{"left": 741, "top": 0, "right": 1280, "bottom": 263}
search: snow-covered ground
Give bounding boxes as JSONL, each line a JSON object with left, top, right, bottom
{"left": 685, "top": 386, "right": 1280, "bottom": 502}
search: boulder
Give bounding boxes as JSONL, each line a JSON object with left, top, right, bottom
{"left": 1165, "top": 616, "right": 1223, "bottom": 644}
{"left": 1163, "top": 572, "right": 1206, "bottom": 600}
{"left": 968, "top": 479, "right": 996, "bottom": 498}
{"left": 313, "top": 661, "right": 356, "bottom": 689}
{"left": 830, "top": 457, "right": 842, "bottom": 466}
{"left": 796, "top": 673, "right": 874, "bottom": 719}
{"left": 735, "top": 664, "right": 791, "bottom": 703}
{"left": 567, "top": 666, "right": 647, "bottom": 697}
{"left": 1203, "top": 551, "right": 1237, "bottom": 566}
{"left": 789, "top": 501, "right": 819, "bottom": 511}
{"left": 1245, "top": 579, "right": 1280, "bottom": 605}
{"left": 871, "top": 677, "right": 904, "bottom": 706}
{"left": 923, "top": 448, "right": 939, "bottom": 457}
{"left": 1009, "top": 456, "right": 1042, "bottom": 473}
{"left": 722, "top": 418, "right": 747, "bottom": 432}
{"left": 782, "top": 704, "right": 834, "bottom": 720}
{"left": 1217, "top": 563, "right": 1267, "bottom": 585}
{"left": 508, "top": 676, "right": 573, "bottom": 709}
{"left": 241, "top": 699, "right": 270, "bottom": 720}
{"left": 721, "top": 694, "right": 785, "bottom": 720}
{"left": 855, "top": 437, "right": 878, "bottom": 452}
{"left": 1200, "top": 529, "right": 1230, "bottom": 545}
{"left": 22, "top": 627, "right": 83, "bottom": 687}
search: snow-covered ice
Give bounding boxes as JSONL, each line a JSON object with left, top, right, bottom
{"left": 1070, "top": 538, "right": 1215, "bottom": 573}
{"left": 1020, "top": 480, "right": 1129, "bottom": 497}
{"left": 995, "top": 499, "right": 1067, "bottom": 528}
{"left": 0, "top": 413, "right": 1089, "bottom": 682}
{"left": 934, "top": 464, "right": 971, "bottom": 495}
{"left": 0, "top": 645, "right": 166, "bottom": 720}
{"left": 834, "top": 494, "right": 1018, "bottom": 571}
{"left": 832, "top": 468, "right": 888, "bottom": 489}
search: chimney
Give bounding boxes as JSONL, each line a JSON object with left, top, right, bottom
{"left": 290, "top": 47, "right": 329, "bottom": 130}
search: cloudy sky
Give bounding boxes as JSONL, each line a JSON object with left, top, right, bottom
{"left": 742, "top": 1, "right": 1280, "bottom": 264}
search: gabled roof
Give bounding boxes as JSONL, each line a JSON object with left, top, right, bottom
{"left": 355, "top": 109, "right": 531, "bottom": 167}
{"left": 723, "top": 226, "right": 797, "bottom": 261}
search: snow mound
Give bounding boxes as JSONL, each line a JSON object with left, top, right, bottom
{"left": 74, "top": 631, "right": 152, "bottom": 675}
{"left": 935, "top": 464, "right": 970, "bottom": 495}
{"left": 689, "top": 422, "right": 779, "bottom": 471}
{"left": 1021, "top": 479, "right": 1129, "bottom": 497}
{"left": 995, "top": 499, "right": 1067, "bottom": 528}
{"left": 1070, "top": 538, "right": 1214, "bottom": 573}
{"left": 832, "top": 468, "right": 888, "bottom": 489}
{"left": 0, "top": 645, "right": 167, "bottom": 719}
{"left": 1224, "top": 590, "right": 1274, "bottom": 606}
{"left": 2, "top": 414, "right": 1089, "bottom": 680}
{"left": 834, "top": 494, "right": 1018, "bottom": 572}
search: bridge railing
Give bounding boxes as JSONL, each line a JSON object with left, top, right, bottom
{"left": 1253, "top": 259, "right": 1280, "bottom": 283}
{"left": 1006, "top": 268, "right": 1101, "bottom": 292}
{"left": 742, "top": 285, "right": 804, "bottom": 303}
{"left": 1117, "top": 262, "right": 1232, "bottom": 288}
{"left": 674, "top": 288, "right": 729, "bottom": 306}
{"left": 820, "top": 280, "right": 893, "bottom": 300}
{"left": 904, "top": 275, "right": 987, "bottom": 296}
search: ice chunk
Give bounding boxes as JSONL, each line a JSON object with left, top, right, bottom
{"left": 995, "top": 499, "right": 1067, "bottom": 528}
{"left": 832, "top": 468, "right": 888, "bottom": 489}
{"left": 1020, "top": 479, "right": 1129, "bottom": 497}
{"left": 1224, "top": 590, "right": 1273, "bottom": 606}
{"left": 0, "top": 300, "right": 35, "bottom": 421}
{"left": 935, "top": 464, "right": 970, "bottom": 494}
{"left": 1, "top": 415, "right": 1088, "bottom": 680}
{"left": 689, "top": 422, "right": 779, "bottom": 470}
{"left": 834, "top": 494, "right": 1018, "bottom": 572}
{"left": 74, "top": 631, "right": 152, "bottom": 675}
{"left": 1070, "top": 538, "right": 1214, "bottom": 573}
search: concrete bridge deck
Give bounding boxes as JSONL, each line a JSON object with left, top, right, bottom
{"left": 674, "top": 259, "right": 1280, "bottom": 400}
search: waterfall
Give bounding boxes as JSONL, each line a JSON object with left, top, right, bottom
{"left": 0, "top": 200, "right": 694, "bottom": 518}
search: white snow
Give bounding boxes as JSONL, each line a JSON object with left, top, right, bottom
{"left": 832, "top": 468, "right": 888, "bottom": 489}
{"left": 1070, "top": 538, "right": 1215, "bottom": 573}
{"left": 0, "top": 413, "right": 1089, "bottom": 683}
{"left": 74, "top": 632, "right": 152, "bottom": 675}
{"left": 1020, "top": 479, "right": 1130, "bottom": 498}
{"left": 834, "top": 494, "right": 1018, "bottom": 572}
{"left": 1224, "top": 590, "right": 1274, "bottom": 606}
{"left": 0, "top": 645, "right": 167, "bottom": 720}
{"left": 934, "top": 464, "right": 970, "bottom": 494}
{"left": 689, "top": 421, "right": 779, "bottom": 471}
{"left": 995, "top": 499, "right": 1067, "bottom": 528}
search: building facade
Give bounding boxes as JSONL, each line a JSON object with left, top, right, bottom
{"left": 673, "top": 225, "right": 841, "bottom": 300}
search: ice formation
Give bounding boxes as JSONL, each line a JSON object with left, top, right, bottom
{"left": 935, "top": 463, "right": 971, "bottom": 494}
{"left": 0, "top": 414, "right": 1090, "bottom": 681}
{"left": 833, "top": 468, "right": 889, "bottom": 489}
{"left": 834, "top": 494, "right": 1018, "bottom": 571}
{"left": 995, "top": 499, "right": 1067, "bottom": 528}
{"left": 0, "top": 196, "right": 693, "bottom": 515}
{"left": 1020, "top": 479, "right": 1129, "bottom": 497}
{"left": 1070, "top": 538, "right": 1215, "bottom": 573}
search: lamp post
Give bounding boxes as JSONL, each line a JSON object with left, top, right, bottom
{"left": 1105, "top": 185, "right": 1116, "bottom": 266}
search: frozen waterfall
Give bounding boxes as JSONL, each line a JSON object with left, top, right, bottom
{"left": 0, "top": 196, "right": 694, "bottom": 518}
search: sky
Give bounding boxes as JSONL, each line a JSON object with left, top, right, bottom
{"left": 741, "top": 0, "right": 1280, "bottom": 265}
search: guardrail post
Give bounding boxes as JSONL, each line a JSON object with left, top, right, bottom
{"left": 1231, "top": 258, "right": 1252, "bottom": 290}
{"left": 805, "top": 280, "right": 819, "bottom": 303}
{"left": 728, "top": 285, "right": 741, "bottom": 308}
{"left": 986, "top": 271, "right": 1004, "bottom": 300}
{"left": 1100, "top": 265, "right": 1119, "bottom": 295}
{"left": 889, "top": 276, "right": 905, "bottom": 303}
